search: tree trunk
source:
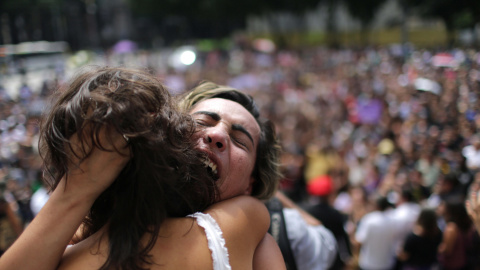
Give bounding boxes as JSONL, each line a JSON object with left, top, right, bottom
{"left": 325, "top": 0, "right": 339, "bottom": 48}
{"left": 400, "top": 0, "right": 409, "bottom": 45}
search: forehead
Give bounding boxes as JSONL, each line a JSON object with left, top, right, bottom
{"left": 191, "top": 98, "right": 261, "bottom": 138}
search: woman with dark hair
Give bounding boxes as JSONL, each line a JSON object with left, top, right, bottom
{"left": 397, "top": 208, "right": 442, "bottom": 270}
{"left": 438, "top": 199, "right": 475, "bottom": 270}
{"left": 0, "top": 66, "right": 284, "bottom": 270}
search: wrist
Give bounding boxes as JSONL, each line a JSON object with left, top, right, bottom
{"left": 51, "top": 177, "right": 98, "bottom": 211}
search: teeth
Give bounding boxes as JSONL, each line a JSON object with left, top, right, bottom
{"left": 203, "top": 158, "right": 218, "bottom": 176}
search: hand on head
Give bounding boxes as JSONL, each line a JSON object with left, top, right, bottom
{"left": 65, "top": 125, "right": 131, "bottom": 199}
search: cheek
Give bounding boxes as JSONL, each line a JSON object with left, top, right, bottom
{"left": 231, "top": 151, "right": 255, "bottom": 174}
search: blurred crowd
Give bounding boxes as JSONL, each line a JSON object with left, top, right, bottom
{"left": 1, "top": 43, "right": 480, "bottom": 269}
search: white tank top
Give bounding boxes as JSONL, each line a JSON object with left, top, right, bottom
{"left": 188, "top": 212, "right": 231, "bottom": 270}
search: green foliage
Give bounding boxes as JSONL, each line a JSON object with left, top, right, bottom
{"left": 403, "top": 0, "right": 480, "bottom": 45}
{"left": 125, "top": 0, "right": 323, "bottom": 40}
{"left": 454, "top": 11, "right": 474, "bottom": 29}
{"left": 407, "top": 0, "right": 479, "bottom": 29}
{"left": 343, "top": 0, "right": 388, "bottom": 28}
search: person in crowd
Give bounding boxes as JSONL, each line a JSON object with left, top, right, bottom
{"left": 0, "top": 196, "right": 23, "bottom": 256}
{"left": 0, "top": 66, "right": 285, "bottom": 270}
{"left": 338, "top": 185, "right": 371, "bottom": 231}
{"left": 415, "top": 151, "right": 441, "bottom": 190}
{"left": 5, "top": 176, "right": 33, "bottom": 225}
{"left": 272, "top": 191, "right": 337, "bottom": 270}
{"left": 302, "top": 174, "right": 352, "bottom": 270}
{"left": 397, "top": 208, "right": 443, "bottom": 270}
{"left": 390, "top": 187, "right": 421, "bottom": 253}
{"left": 29, "top": 171, "right": 50, "bottom": 217}
{"left": 437, "top": 199, "right": 476, "bottom": 270}
{"left": 426, "top": 173, "right": 464, "bottom": 211}
{"left": 29, "top": 182, "right": 49, "bottom": 217}
{"left": 178, "top": 81, "right": 338, "bottom": 270}
{"left": 408, "top": 169, "right": 431, "bottom": 203}
{"left": 354, "top": 195, "right": 397, "bottom": 270}
{"left": 3, "top": 45, "right": 480, "bottom": 269}
{"left": 462, "top": 134, "right": 480, "bottom": 175}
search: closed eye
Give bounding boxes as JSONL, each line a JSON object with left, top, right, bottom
{"left": 231, "top": 131, "right": 251, "bottom": 151}
{"left": 192, "top": 111, "right": 219, "bottom": 128}
{"left": 233, "top": 136, "right": 247, "bottom": 148}
{"left": 232, "top": 124, "right": 254, "bottom": 149}
{"left": 195, "top": 119, "right": 209, "bottom": 127}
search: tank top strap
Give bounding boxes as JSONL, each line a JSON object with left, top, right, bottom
{"left": 188, "top": 212, "right": 231, "bottom": 270}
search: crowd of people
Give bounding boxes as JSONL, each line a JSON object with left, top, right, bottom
{"left": 1, "top": 43, "right": 480, "bottom": 269}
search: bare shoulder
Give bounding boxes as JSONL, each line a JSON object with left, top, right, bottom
{"left": 59, "top": 219, "right": 214, "bottom": 270}
{"left": 253, "top": 234, "right": 286, "bottom": 270}
{"left": 58, "top": 235, "right": 108, "bottom": 270}
{"left": 205, "top": 196, "right": 269, "bottom": 233}
{"left": 444, "top": 222, "right": 458, "bottom": 233}
{"left": 204, "top": 196, "right": 270, "bottom": 269}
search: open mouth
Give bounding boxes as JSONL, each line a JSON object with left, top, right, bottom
{"left": 203, "top": 157, "right": 219, "bottom": 181}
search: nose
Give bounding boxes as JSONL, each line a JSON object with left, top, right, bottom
{"left": 205, "top": 127, "right": 227, "bottom": 151}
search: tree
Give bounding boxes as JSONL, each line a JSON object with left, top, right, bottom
{"left": 127, "top": 0, "right": 325, "bottom": 47}
{"left": 0, "top": 0, "right": 79, "bottom": 46}
{"left": 342, "top": 0, "right": 388, "bottom": 45}
{"left": 127, "top": 0, "right": 270, "bottom": 42}
{"left": 406, "top": 0, "right": 479, "bottom": 47}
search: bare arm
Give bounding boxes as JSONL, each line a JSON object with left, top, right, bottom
{"left": 397, "top": 249, "right": 409, "bottom": 262}
{"left": 0, "top": 179, "right": 96, "bottom": 270}
{"left": 206, "top": 196, "right": 273, "bottom": 269}
{"left": 438, "top": 223, "right": 458, "bottom": 255}
{"left": 466, "top": 191, "right": 480, "bottom": 233}
{"left": 275, "top": 191, "right": 321, "bottom": 226}
{"left": 253, "top": 233, "right": 286, "bottom": 270}
{"left": 0, "top": 131, "right": 129, "bottom": 270}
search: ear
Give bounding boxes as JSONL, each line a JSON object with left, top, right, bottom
{"left": 244, "top": 176, "right": 256, "bottom": 195}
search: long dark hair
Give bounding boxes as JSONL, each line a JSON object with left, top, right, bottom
{"left": 417, "top": 208, "right": 440, "bottom": 239}
{"left": 39, "top": 66, "right": 218, "bottom": 269}
{"left": 443, "top": 199, "right": 472, "bottom": 233}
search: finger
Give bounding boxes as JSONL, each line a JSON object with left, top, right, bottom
{"left": 67, "top": 123, "right": 95, "bottom": 163}
{"left": 96, "top": 126, "right": 130, "bottom": 156}
{"left": 468, "top": 191, "right": 480, "bottom": 218}
{"left": 466, "top": 200, "right": 474, "bottom": 217}
{"left": 477, "top": 190, "right": 480, "bottom": 207}
{"left": 472, "top": 191, "right": 479, "bottom": 210}
{"left": 67, "top": 132, "right": 92, "bottom": 173}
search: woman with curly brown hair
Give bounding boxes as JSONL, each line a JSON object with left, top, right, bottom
{"left": 0, "top": 66, "right": 284, "bottom": 270}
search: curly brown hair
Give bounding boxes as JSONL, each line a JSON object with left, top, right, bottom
{"left": 177, "top": 81, "right": 282, "bottom": 200}
{"left": 39, "top": 66, "right": 218, "bottom": 270}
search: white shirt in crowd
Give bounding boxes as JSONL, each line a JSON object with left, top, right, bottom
{"left": 284, "top": 208, "right": 337, "bottom": 270}
{"left": 355, "top": 209, "right": 398, "bottom": 270}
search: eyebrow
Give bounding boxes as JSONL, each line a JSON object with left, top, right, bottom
{"left": 232, "top": 123, "right": 255, "bottom": 147}
{"left": 192, "top": 110, "right": 255, "bottom": 147}
{"left": 192, "top": 111, "right": 221, "bottom": 121}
